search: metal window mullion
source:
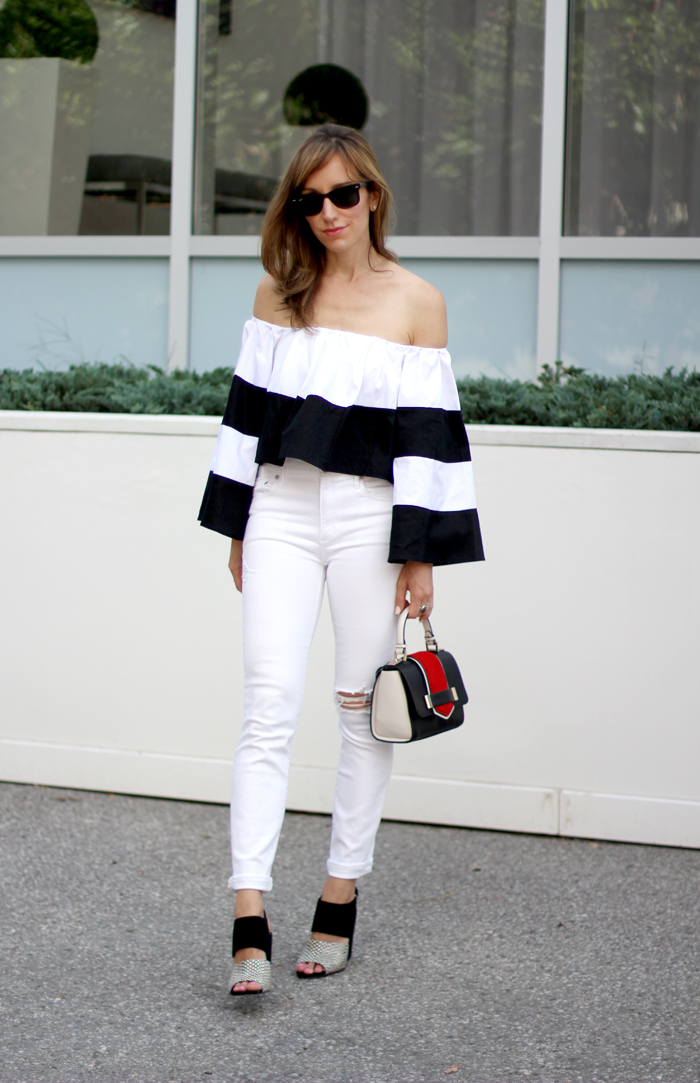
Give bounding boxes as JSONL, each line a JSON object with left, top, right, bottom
{"left": 167, "top": 0, "right": 199, "bottom": 371}
{"left": 536, "top": 0, "right": 570, "bottom": 372}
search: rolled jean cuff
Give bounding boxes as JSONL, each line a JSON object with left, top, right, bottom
{"left": 227, "top": 874, "right": 273, "bottom": 892}
{"left": 326, "top": 859, "right": 373, "bottom": 880}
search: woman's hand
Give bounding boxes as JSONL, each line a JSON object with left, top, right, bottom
{"left": 229, "top": 539, "right": 243, "bottom": 593}
{"left": 394, "top": 561, "right": 433, "bottom": 621}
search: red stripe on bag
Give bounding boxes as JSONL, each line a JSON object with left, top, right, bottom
{"left": 409, "top": 650, "right": 453, "bottom": 717}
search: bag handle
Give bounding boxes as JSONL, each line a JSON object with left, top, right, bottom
{"left": 393, "top": 606, "right": 438, "bottom": 663}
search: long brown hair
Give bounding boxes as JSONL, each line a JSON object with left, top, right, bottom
{"left": 260, "top": 124, "right": 397, "bottom": 330}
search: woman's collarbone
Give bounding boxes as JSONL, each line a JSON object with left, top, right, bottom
{"left": 310, "top": 308, "right": 412, "bottom": 344}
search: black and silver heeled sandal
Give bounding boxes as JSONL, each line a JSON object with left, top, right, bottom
{"left": 229, "top": 914, "right": 272, "bottom": 995}
{"left": 296, "top": 890, "right": 357, "bottom": 978}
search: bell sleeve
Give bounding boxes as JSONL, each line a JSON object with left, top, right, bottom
{"left": 198, "top": 320, "right": 275, "bottom": 539}
{"left": 389, "top": 345, "right": 485, "bottom": 566}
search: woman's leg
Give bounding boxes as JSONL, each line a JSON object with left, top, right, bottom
{"left": 297, "top": 473, "right": 398, "bottom": 974}
{"left": 230, "top": 463, "right": 326, "bottom": 990}
{"left": 229, "top": 465, "right": 325, "bottom": 893}
{"left": 325, "top": 538, "right": 398, "bottom": 881}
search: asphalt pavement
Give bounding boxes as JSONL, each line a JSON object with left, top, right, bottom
{"left": 1, "top": 780, "right": 699, "bottom": 1083}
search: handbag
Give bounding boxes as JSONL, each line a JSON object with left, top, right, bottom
{"left": 370, "top": 608, "right": 468, "bottom": 743}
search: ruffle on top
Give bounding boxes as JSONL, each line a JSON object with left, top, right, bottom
{"left": 198, "top": 318, "right": 484, "bottom": 566}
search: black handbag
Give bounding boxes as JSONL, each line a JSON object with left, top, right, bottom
{"left": 370, "top": 609, "right": 468, "bottom": 743}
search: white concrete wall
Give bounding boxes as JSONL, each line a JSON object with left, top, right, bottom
{"left": 1, "top": 412, "right": 699, "bottom": 848}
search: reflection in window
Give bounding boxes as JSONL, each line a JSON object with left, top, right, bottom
{"left": 194, "top": 0, "right": 545, "bottom": 236}
{"left": 0, "top": 0, "right": 175, "bottom": 235}
{"left": 565, "top": 0, "right": 700, "bottom": 237}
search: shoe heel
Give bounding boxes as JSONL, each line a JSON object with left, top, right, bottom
{"left": 296, "top": 890, "right": 357, "bottom": 978}
{"left": 229, "top": 913, "right": 272, "bottom": 995}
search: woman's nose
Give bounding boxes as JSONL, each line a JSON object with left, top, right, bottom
{"left": 321, "top": 197, "right": 337, "bottom": 219}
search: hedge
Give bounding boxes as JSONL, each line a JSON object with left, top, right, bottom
{"left": 457, "top": 364, "right": 700, "bottom": 431}
{"left": 0, "top": 364, "right": 233, "bottom": 416}
{"left": 1, "top": 361, "right": 699, "bottom": 431}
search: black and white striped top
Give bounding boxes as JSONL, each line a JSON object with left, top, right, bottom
{"left": 198, "top": 317, "right": 484, "bottom": 566}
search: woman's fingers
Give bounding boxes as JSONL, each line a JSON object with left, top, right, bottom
{"left": 229, "top": 558, "right": 243, "bottom": 592}
{"left": 229, "top": 539, "right": 243, "bottom": 593}
{"left": 397, "top": 592, "right": 432, "bottom": 620}
{"left": 394, "top": 570, "right": 409, "bottom": 614}
{"left": 408, "top": 596, "right": 433, "bottom": 620}
{"left": 401, "top": 560, "right": 434, "bottom": 620}
{"left": 413, "top": 588, "right": 434, "bottom": 620}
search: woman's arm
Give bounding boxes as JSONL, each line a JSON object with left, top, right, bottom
{"left": 408, "top": 277, "right": 448, "bottom": 348}
{"left": 223, "top": 275, "right": 282, "bottom": 590}
{"left": 391, "top": 279, "right": 443, "bottom": 619}
{"left": 253, "top": 274, "right": 290, "bottom": 325}
{"left": 198, "top": 295, "right": 276, "bottom": 541}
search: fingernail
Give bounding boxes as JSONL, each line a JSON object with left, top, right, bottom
{"left": 394, "top": 606, "right": 401, "bottom": 615}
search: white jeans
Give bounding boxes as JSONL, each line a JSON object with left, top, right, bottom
{"left": 228, "top": 458, "right": 400, "bottom": 892}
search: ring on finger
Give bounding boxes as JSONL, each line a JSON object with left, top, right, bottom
{"left": 419, "top": 604, "right": 428, "bottom": 614}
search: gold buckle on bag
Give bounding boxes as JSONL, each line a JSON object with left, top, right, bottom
{"left": 424, "top": 688, "right": 459, "bottom": 710}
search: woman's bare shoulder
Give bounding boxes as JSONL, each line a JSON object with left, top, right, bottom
{"left": 393, "top": 265, "right": 447, "bottom": 348}
{"left": 253, "top": 274, "right": 291, "bottom": 326}
{"left": 385, "top": 262, "right": 446, "bottom": 346}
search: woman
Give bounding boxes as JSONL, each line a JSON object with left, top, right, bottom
{"left": 199, "top": 124, "right": 484, "bottom": 995}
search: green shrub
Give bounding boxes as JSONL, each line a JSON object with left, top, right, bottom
{"left": 1, "top": 360, "right": 699, "bottom": 431}
{"left": 457, "top": 363, "right": 700, "bottom": 431}
{"left": 0, "top": 0, "right": 99, "bottom": 64}
{"left": 0, "top": 363, "right": 233, "bottom": 415}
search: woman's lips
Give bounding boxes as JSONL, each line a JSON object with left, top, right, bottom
{"left": 323, "top": 225, "right": 345, "bottom": 235}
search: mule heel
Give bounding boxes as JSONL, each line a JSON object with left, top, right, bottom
{"left": 229, "top": 914, "right": 272, "bottom": 995}
{"left": 296, "top": 890, "right": 357, "bottom": 978}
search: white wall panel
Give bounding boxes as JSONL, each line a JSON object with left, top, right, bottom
{"left": 1, "top": 414, "right": 698, "bottom": 847}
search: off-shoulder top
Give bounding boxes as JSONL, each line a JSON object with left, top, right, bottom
{"left": 198, "top": 317, "right": 484, "bottom": 566}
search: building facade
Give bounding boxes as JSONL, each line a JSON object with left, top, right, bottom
{"left": 1, "top": 0, "right": 699, "bottom": 380}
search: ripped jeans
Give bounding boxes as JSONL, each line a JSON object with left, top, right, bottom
{"left": 228, "top": 458, "right": 399, "bottom": 892}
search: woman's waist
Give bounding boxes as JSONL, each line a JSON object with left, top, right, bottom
{"left": 256, "top": 419, "right": 395, "bottom": 482}
{"left": 259, "top": 457, "right": 393, "bottom": 489}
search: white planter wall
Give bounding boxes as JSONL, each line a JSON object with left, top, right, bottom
{"left": 1, "top": 412, "right": 699, "bottom": 848}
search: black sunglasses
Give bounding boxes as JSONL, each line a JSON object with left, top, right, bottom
{"left": 290, "top": 181, "right": 372, "bottom": 218}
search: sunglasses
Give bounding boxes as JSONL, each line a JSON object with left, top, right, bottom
{"left": 290, "top": 181, "right": 372, "bottom": 218}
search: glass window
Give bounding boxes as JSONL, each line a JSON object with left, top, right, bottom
{"left": 565, "top": 0, "right": 700, "bottom": 237}
{"left": 560, "top": 261, "right": 700, "bottom": 376}
{"left": 0, "top": 257, "right": 169, "bottom": 368}
{"left": 402, "top": 259, "right": 539, "bottom": 379}
{"left": 189, "top": 256, "right": 539, "bottom": 378}
{"left": 0, "top": 0, "right": 175, "bottom": 235}
{"left": 194, "top": 0, "right": 545, "bottom": 236}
